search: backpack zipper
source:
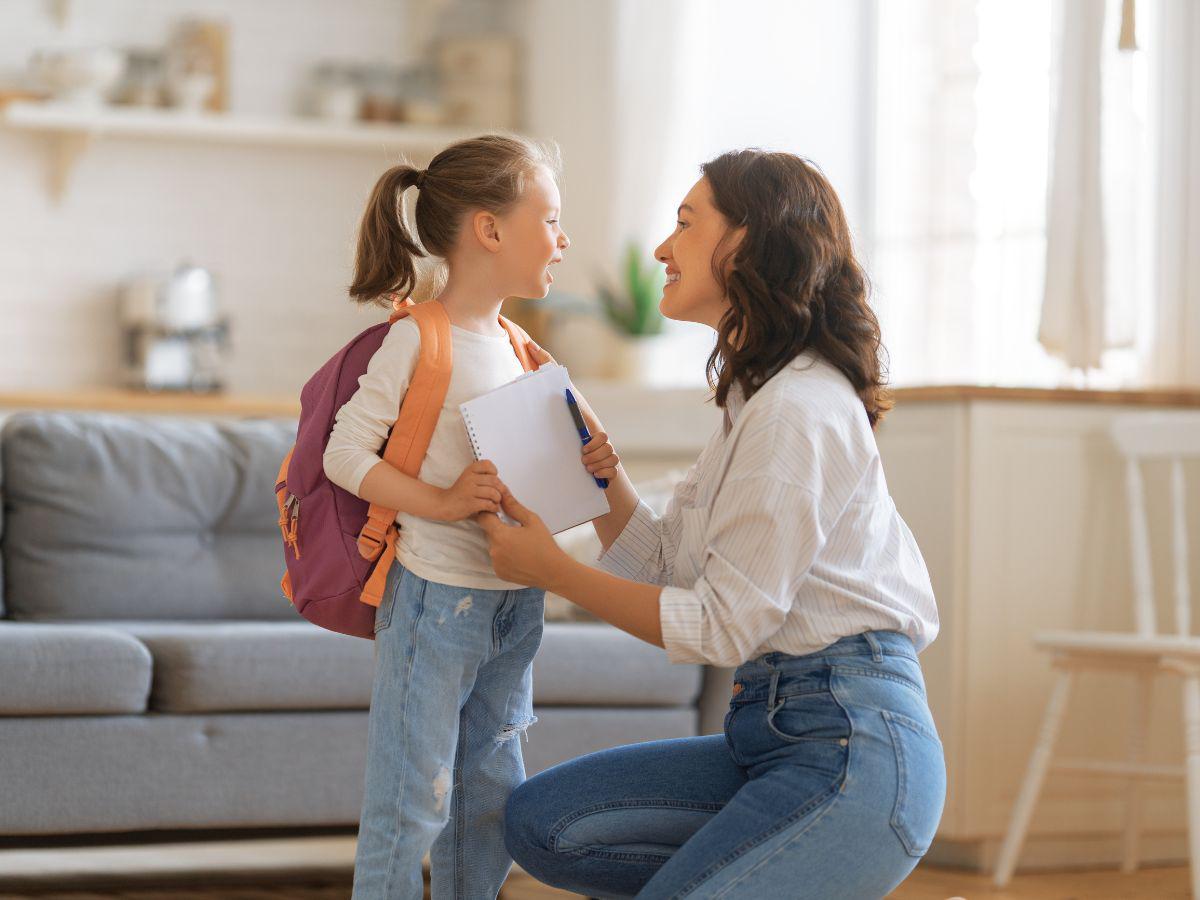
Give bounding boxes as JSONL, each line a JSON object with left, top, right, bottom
{"left": 281, "top": 493, "right": 302, "bottom": 559}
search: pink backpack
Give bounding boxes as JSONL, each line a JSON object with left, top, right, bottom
{"left": 275, "top": 297, "right": 538, "bottom": 639}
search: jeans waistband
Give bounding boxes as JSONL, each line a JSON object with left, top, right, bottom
{"left": 734, "top": 630, "right": 918, "bottom": 679}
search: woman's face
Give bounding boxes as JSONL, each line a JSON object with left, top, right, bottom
{"left": 653, "top": 177, "right": 741, "bottom": 329}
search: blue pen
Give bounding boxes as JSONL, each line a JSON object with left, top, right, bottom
{"left": 565, "top": 388, "right": 609, "bottom": 489}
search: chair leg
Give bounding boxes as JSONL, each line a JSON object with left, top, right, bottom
{"left": 1182, "top": 673, "right": 1200, "bottom": 900}
{"left": 1121, "top": 672, "right": 1155, "bottom": 873}
{"left": 993, "top": 669, "right": 1074, "bottom": 887}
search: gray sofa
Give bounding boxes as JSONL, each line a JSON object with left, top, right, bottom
{"left": 0, "top": 411, "right": 728, "bottom": 838}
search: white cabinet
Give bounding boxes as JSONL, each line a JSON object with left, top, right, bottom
{"left": 876, "top": 393, "right": 1200, "bottom": 869}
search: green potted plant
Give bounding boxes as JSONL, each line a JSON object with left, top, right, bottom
{"left": 598, "top": 242, "right": 665, "bottom": 337}
{"left": 597, "top": 242, "right": 669, "bottom": 382}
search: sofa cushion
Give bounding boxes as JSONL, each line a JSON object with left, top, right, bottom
{"left": 80, "top": 620, "right": 376, "bottom": 713}
{"left": 531, "top": 623, "right": 702, "bottom": 706}
{"left": 0, "top": 623, "right": 151, "bottom": 715}
{"left": 1, "top": 412, "right": 298, "bottom": 621}
{"left": 40, "top": 620, "right": 699, "bottom": 713}
{"left": 0, "top": 419, "right": 6, "bottom": 618}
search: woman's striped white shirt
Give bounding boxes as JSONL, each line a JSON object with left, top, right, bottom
{"left": 596, "top": 350, "right": 940, "bottom": 667}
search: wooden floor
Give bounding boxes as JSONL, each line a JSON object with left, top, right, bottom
{"left": 0, "top": 834, "right": 1189, "bottom": 899}
{"left": 0, "top": 865, "right": 1192, "bottom": 899}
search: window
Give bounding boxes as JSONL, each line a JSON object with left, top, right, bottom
{"left": 871, "top": 0, "right": 1154, "bottom": 386}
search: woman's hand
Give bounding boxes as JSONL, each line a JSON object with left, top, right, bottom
{"left": 478, "top": 489, "right": 665, "bottom": 646}
{"left": 476, "top": 489, "right": 571, "bottom": 589}
{"left": 437, "top": 460, "right": 505, "bottom": 521}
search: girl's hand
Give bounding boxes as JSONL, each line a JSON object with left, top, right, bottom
{"left": 528, "top": 340, "right": 557, "bottom": 367}
{"left": 526, "top": 342, "right": 621, "bottom": 483}
{"left": 437, "top": 460, "right": 505, "bottom": 521}
{"left": 563, "top": 381, "right": 620, "bottom": 486}
{"left": 476, "top": 489, "right": 569, "bottom": 588}
{"left": 582, "top": 430, "right": 620, "bottom": 484}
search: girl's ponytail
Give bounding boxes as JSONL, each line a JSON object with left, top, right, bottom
{"left": 349, "top": 164, "right": 424, "bottom": 304}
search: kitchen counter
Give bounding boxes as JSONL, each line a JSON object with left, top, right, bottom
{"left": 2, "top": 383, "right": 1200, "bottom": 417}
{"left": 888, "top": 384, "right": 1200, "bottom": 407}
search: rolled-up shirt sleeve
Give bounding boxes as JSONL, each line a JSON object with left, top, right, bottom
{"left": 658, "top": 477, "right": 827, "bottom": 666}
{"left": 594, "top": 499, "right": 672, "bottom": 584}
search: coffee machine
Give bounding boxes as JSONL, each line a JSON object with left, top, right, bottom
{"left": 118, "top": 263, "right": 230, "bottom": 392}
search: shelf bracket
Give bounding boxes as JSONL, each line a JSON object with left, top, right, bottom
{"left": 45, "top": 131, "right": 90, "bottom": 204}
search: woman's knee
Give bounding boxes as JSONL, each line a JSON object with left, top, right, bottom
{"left": 503, "top": 778, "right": 552, "bottom": 866}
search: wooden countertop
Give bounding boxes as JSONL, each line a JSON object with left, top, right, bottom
{"left": 0, "top": 389, "right": 302, "bottom": 417}
{"left": 884, "top": 384, "right": 1200, "bottom": 408}
{"left": 1, "top": 383, "right": 1200, "bottom": 416}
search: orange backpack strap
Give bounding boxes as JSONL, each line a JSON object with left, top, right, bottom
{"left": 357, "top": 298, "right": 453, "bottom": 607}
{"left": 498, "top": 314, "right": 540, "bottom": 373}
{"left": 356, "top": 301, "right": 536, "bottom": 609}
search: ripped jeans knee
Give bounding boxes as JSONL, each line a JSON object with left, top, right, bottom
{"left": 496, "top": 714, "right": 539, "bottom": 745}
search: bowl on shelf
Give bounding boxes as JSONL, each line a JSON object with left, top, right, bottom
{"left": 29, "top": 46, "right": 126, "bottom": 106}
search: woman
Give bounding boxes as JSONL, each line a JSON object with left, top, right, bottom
{"left": 476, "top": 149, "right": 945, "bottom": 899}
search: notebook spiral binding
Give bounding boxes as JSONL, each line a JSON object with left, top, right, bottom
{"left": 462, "top": 408, "right": 484, "bottom": 461}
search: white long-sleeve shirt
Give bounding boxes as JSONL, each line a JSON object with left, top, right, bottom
{"left": 322, "top": 315, "right": 529, "bottom": 591}
{"left": 597, "top": 350, "right": 939, "bottom": 667}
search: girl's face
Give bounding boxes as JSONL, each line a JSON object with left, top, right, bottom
{"left": 653, "top": 177, "right": 741, "bottom": 329}
{"left": 496, "top": 165, "right": 570, "bottom": 300}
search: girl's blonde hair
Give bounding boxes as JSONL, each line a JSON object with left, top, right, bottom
{"left": 349, "top": 133, "right": 562, "bottom": 305}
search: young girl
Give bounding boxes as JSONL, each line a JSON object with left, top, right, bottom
{"left": 322, "top": 134, "right": 570, "bottom": 900}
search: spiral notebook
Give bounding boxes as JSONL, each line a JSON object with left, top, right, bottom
{"left": 460, "top": 364, "right": 611, "bottom": 534}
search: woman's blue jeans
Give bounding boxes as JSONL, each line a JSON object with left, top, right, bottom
{"left": 504, "top": 630, "right": 946, "bottom": 899}
{"left": 352, "top": 563, "right": 545, "bottom": 900}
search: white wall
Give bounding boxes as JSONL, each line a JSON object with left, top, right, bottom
{"left": 515, "top": 0, "right": 874, "bottom": 383}
{"left": 0, "top": 0, "right": 874, "bottom": 395}
{"left": 512, "top": 0, "right": 616, "bottom": 301}
{"left": 0, "top": 0, "right": 413, "bottom": 395}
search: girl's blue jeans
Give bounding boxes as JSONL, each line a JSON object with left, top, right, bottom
{"left": 352, "top": 562, "right": 545, "bottom": 900}
{"left": 505, "top": 630, "right": 946, "bottom": 899}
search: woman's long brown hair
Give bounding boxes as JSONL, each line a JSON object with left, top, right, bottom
{"left": 700, "top": 149, "right": 891, "bottom": 428}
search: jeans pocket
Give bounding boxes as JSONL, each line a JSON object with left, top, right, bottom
{"left": 882, "top": 709, "right": 946, "bottom": 857}
{"left": 765, "top": 690, "right": 851, "bottom": 744}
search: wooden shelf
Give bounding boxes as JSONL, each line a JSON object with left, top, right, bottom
{"left": 2, "top": 101, "right": 470, "bottom": 151}
{"left": 1, "top": 101, "right": 472, "bottom": 200}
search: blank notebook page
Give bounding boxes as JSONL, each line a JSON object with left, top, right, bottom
{"left": 459, "top": 364, "right": 611, "bottom": 534}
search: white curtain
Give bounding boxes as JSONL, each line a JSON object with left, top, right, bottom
{"left": 1038, "top": 0, "right": 1108, "bottom": 370}
{"left": 610, "top": 0, "right": 709, "bottom": 256}
{"left": 872, "top": 0, "right": 1161, "bottom": 387}
{"left": 872, "top": 0, "right": 1056, "bottom": 387}
{"left": 1151, "top": 0, "right": 1200, "bottom": 383}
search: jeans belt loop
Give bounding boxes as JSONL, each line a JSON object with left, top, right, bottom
{"left": 863, "top": 630, "right": 884, "bottom": 662}
{"left": 767, "top": 666, "right": 781, "bottom": 710}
